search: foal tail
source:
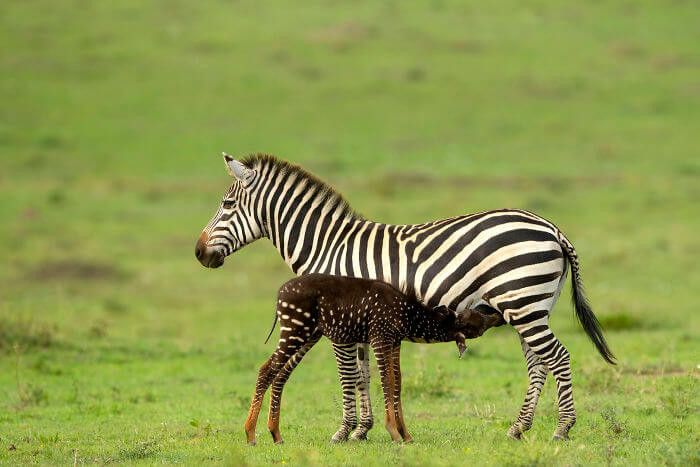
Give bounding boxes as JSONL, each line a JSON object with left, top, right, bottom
{"left": 264, "top": 313, "right": 279, "bottom": 344}
{"left": 557, "top": 230, "right": 616, "bottom": 365}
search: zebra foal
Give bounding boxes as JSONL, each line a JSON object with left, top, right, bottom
{"left": 244, "top": 274, "right": 501, "bottom": 445}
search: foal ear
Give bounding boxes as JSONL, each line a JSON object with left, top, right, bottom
{"left": 433, "top": 305, "right": 455, "bottom": 324}
{"left": 222, "top": 153, "right": 255, "bottom": 185}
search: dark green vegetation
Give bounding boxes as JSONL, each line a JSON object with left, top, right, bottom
{"left": 1, "top": 0, "right": 698, "bottom": 464}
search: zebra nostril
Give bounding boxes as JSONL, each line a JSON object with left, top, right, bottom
{"left": 195, "top": 245, "right": 204, "bottom": 260}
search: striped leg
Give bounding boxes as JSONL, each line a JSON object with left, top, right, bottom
{"left": 507, "top": 335, "right": 548, "bottom": 439}
{"left": 268, "top": 333, "right": 321, "bottom": 444}
{"left": 513, "top": 320, "right": 576, "bottom": 440}
{"left": 350, "top": 343, "right": 374, "bottom": 440}
{"left": 330, "top": 343, "right": 359, "bottom": 442}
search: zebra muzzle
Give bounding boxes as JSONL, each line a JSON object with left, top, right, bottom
{"left": 195, "top": 232, "right": 226, "bottom": 268}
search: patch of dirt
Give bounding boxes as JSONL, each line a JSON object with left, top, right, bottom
{"left": 27, "top": 260, "right": 127, "bottom": 282}
{"left": 519, "top": 76, "right": 583, "bottom": 100}
{"left": 307, "top": 21, "right": 377, "bottom": 51}
{"left": 650, "top": 54, "right": 694, "bottom": 71}
{"left": 374, "top": 171, "right": 619, "bottom": 192}
{"left": 448, "top": 39, "right": 485, "bottom": 54}
{"left": 609, "top": 41, "right": 647, "bottom": 60}
{"left": 405, "top": 66, "right": 427, "bottom": 82}
{"left": 621, "top": 365, "right": 695, "bottom": 377}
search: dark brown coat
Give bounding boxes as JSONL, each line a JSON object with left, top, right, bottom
{"left": 245, "top": 274, "right": 504, "bottom": 444}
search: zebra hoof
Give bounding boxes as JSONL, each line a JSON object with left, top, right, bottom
{"left": 349, "top": 430, "right": 368, "bottom": 441}
{"left": 330, "top": 432, "right": 349, "bottom": 443}
{"left": 507, "top": 429, "right": 522, "bottom": 440}
{"left": 552, "top": 433, "right": 569, "bottom": 442}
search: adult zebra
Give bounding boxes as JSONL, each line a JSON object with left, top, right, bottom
{"left": 195, "top": 153, "right": 615, "bottom": 441}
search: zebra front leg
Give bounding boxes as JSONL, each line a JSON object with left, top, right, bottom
{"left": 268, "top": 334, "right": 321, "bottom": 444}
{"left": 515, "top": 323, "right": 576, "bottom": 440}
{"left": 507, "top": 335, "right": 548, "bottom": 440}
{"left": 330, "top": 343, "right": 359, "bottom": 443}
{"left": 350, "top": 343, "right": 374, "bottom": 440}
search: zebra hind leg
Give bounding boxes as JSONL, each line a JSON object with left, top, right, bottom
{"left": 349, "top": 343, "right": 374, "bottom": 441}
{"left": 330, "top": 343, "right": 359, "bottom": 443}
{"left": 507, "top": 335, "right": 548, "bottom": 440}
{"left": 514, "top": 322, "right": 576, "bottom": 440}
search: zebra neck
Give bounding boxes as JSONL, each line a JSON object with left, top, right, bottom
{"left": 261, "top": 182, "right": 368, "bottom": 275}
{"left": 274, "top": 214, "right": 374, "bottom": 275}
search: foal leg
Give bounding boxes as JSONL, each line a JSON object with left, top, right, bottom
{"left": 350, "top": 343, "right": 374, "bottom": 441}
{"left": 391, "top": 345, "right": 412, "bottom": 442}
{"left": 330, "top": 343, "right": 359, "bottom": 442}
{"left": 244, "top": 351, "right": 285, "bottom": 445}
{"left": 372, "top": 340, "right": 402, "bottom": 442}
{"left": 267, "top": 333, "right": 321, "bottom": 444}
{"left": 507, "top": 335, "right": 548, "bottom": 440}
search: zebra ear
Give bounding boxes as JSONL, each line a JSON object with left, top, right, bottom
{"left": 222, "top": 153, "right": 254, "bottom": 184}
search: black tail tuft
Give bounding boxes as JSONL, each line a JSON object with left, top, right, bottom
{"left": 571, "top": 274, "right": 616, "bottom": 365}
{"left": 558, "top": 230, "right": 616, "bottom": 365}
{"left": 264, "top": 313, "right": 279, "bottom": 344}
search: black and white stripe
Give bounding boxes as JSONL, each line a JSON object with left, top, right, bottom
{"left": 196, "top": 154, "right": 614, "bottom": 441}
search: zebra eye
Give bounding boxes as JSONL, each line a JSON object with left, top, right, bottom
{"left": 222, "top": 199, "right": 236, "bottom": 209}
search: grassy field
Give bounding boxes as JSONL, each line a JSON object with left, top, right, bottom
{"left": 1, "top": 0, "right": 699, "bottom": 464}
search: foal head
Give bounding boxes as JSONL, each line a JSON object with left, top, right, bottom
{"left": 432, "top": 305, "right": 505, "bottom": 357}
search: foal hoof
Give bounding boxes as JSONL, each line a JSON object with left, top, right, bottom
{"left": 247, "top": 440, "right": 256, "bottom": 447}
{"left": 274, "top": 439, "right": 284, "bottom": 445}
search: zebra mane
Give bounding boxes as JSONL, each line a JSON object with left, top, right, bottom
{"left": 240, "top": 153, "right": 363, "bottom": 220}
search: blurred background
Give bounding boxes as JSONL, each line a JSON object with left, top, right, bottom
{"left": 1, "top": 1, "right": 698, "bottom": 464}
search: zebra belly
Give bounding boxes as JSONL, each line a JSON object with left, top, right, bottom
{"left": 306, "top": 210, "right": 568, "bottom": 320}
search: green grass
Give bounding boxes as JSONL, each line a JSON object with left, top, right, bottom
{"left": 1, "top": 0, "right": 699, "bottom": 464}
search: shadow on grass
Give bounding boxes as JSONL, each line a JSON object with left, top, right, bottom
{"left": 0, "top": 319, "right": 56, "bottom": 353}
{"left": 114, "top": 440, "right": 161, "bottom": 462}
{"left": 26, "top": 260, "right": 129, "bottom": 282}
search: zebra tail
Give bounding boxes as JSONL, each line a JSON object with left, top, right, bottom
{"left": 264, "top": 313, "right": 279, "bottom": 344}
{"left": 558, "top": 231, "right": 616, "bottom": 365}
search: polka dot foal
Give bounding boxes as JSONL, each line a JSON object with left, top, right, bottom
{"left": 244, "top": 274, "right": 504, "bottom": 445}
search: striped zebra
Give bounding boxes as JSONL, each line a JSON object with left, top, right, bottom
{"left": 195, "top": 153, "right": 615, "bottom": 441}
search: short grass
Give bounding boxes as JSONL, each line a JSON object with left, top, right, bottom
{"left": 1, "top": 0, "right": 699, "bottom": 465}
